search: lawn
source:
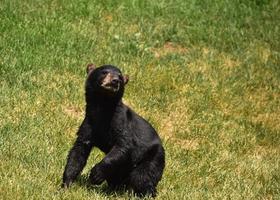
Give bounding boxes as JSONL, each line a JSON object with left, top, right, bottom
{"left": 0, "top": 0, "right": 279, "bottom": 199}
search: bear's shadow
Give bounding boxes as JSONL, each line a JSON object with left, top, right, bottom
{"left": 76, "top": 174, "right": 128, "bottom": 197}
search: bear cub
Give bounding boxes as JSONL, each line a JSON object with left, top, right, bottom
{"left": 62, "top": 64, "right": 165, "bottom": 197}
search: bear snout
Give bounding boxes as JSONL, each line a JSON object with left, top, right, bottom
{"left": 111, "top": 77, "right": 120, "bottom": 86}
{"left": 101, "top": 73, "right": 121, "bottom": 92}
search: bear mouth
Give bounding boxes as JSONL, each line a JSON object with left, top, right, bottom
{"left": 101, "top": 82, "right": 120, "bottom": 93}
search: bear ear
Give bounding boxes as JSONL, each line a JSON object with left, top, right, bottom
{"left": 86, "top": 63, "right": 96, "bottom": 74}
{"left": 123, "top": 75, "right": 129, "bottom": 85}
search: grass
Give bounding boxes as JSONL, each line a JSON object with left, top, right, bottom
{"left": 0, "top": 0, "right": 280, "bottom": 199}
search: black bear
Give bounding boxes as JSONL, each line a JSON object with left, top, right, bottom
{"left": 62, "top": 64, "right": 165, "bottom": 197}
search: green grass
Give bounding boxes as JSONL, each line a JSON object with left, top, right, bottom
{"left": 1, "top": 0, "right": 280, "bottom": 199}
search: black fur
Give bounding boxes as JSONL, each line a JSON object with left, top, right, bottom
{"left": 62, "top": 65, "right": 165, "bottom": 197}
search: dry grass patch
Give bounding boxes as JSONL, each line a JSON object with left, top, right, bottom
{"left": 158, "top": 98, "right": 191, "bottom": 138}
{"left": 246, "top": 88, "right": 280, "bottom": 131}
{"left": 202, "top": 47, "right": 240, "bottom": 68}
{"left": 103, "top": 14, "right": 113, "bottom": 22}
{"left": 247, "top": 42, "right": 272, "bottom": 64}
{"left": 173, "top": 138, "right": 200, "bottom": 151}
{"left": 152, "top": 42, "right": 188, "bottom": 58}
{"left": 63, "top": 105, "right": 84, "bottom": 119}
{"left": 252, "top": 112, "right": 280, "bottom": 132}
{"left": 251, "top": 145, "right": 280, "bottom": 159}
{"left": 246, "top": 87, "right": 280, "bottom": 110}
{"left": 220, "top": 54, "right": 241, "bottom": 69}
{"left": 157, "top": 98, "right": 201, "bottom": 151}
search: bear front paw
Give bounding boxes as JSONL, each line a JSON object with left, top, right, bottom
{"left": 89, "top": 164, "right": 105, "bottom": 185}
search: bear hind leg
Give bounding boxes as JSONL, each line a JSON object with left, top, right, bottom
{"left": 128, "top": 148, "right": 164, "bottom": 197}
{"left": 128, "top": 162, "right": 159, "bottom": 197}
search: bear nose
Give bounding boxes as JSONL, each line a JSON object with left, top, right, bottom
{"left": 111, "top": 78, "right": 120, "bottom": 85}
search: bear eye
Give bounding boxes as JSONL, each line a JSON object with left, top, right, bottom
{"left": 102, "top": 70, "right": 108, "bottom": 75}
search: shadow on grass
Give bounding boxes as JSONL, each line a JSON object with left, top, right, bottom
{"left": 56, "top": 175, "right": 153, "bottom": 199}
{"left": 76, "top": 174, "right": 129, "bottom": 198}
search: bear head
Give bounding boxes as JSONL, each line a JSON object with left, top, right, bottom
{"left": 85, "top": 64, "right": 129, "bottom": 103}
